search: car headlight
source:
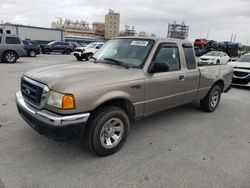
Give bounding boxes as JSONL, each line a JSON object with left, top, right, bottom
{"left": 46, "top": 90, "right": 75, "bottom": 110}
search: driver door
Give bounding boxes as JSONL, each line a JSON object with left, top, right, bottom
{"left": 144, "top": 43, "right": 187, "bottom": 115}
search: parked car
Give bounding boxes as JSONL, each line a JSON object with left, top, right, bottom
{"left": 194, "top": 39, "right": 208, "bottom": 46}
{"left": 16, "top": 37, "right": 233, "bottom": 156}
{"left": 22, "top": 40, "right": 41, "bottom": 57}
{"left": 41, "top": 41, "right": 74, "bottom": 55}
{"left": 0, "top": 34, "right": 27, "bottom": 63}
{"left": 198, "top": 51, "right": 230, "bottom": 65}
{"left": 73, "top": 42, "right": 104, "bottom": 61}
{"left": 229, "top": 53, "right": 250, "bottom": 87}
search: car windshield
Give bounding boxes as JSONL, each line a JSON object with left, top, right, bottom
{"left": 205, "top": 51, "right": 221, "bottom": 56}
{"left": 85, "top": 43, "right": 96, "bottom": 49}
{"left": 93, "top": 39, "right": 154, "bottom": 69}
{"left": 238, "top": 55, "right": 250, "bottom": 63}
{"left": 47, "top": 41, "right": 55, "bottom": 45}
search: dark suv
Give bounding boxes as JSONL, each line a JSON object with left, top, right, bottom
{"left": 42, "top": 41, "right": 74, "bottom": 55}
{"left": 0, "top": 34, "right": 27, "bottom": 63}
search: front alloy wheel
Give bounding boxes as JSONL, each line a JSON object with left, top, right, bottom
{"left": 100, "top": 118, "right": 124, "bottom": 149}
{"left": 3, "top": 51, "right": 17, "bottom": 63}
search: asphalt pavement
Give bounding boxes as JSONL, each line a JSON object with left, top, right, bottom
{"left": 0, "top": 54, "right": 250, "bottom": 188}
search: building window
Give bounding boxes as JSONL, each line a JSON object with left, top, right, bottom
{"left": 6, "top": 30, "right": 11, "bottom": 34}
{"left": 0, "top": 28, "right": 3, "bottom": 34}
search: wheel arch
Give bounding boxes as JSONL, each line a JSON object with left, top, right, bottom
{"left": 213, "top": 80, "right": 224, "bottom": 92}
{"left": 91, "top": 97, "right": 136, "bottom": 121}
{"left": 3, "top": 50, "right": 19, "bottom": 58}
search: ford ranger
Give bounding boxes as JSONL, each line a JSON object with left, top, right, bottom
{"left": 16, "top": 37, "right": 233, "bottom": 156}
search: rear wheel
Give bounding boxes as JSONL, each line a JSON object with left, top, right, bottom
{"left": 44, "top": 48, "right": 51, "bottom": 54}
{"left": 85, "top": 106, "right": 130, "bottom": 156}
{"left": 200, "top": 85, "right": 221, "bottom": 112}
{"left": 64, "top": 49, "right": 71, "bottom": 55}
{"left": 29, "top": 50, "right": 36, "bottom": 57}
{"left": 3, "top": 51, "right": 17, "bottom": 63}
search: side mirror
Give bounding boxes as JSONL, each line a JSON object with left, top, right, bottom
{"left": 148, "top": 62, "right": 169, "bottom": 74}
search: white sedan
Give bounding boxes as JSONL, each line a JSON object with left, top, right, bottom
{"left": 198, "top": 51, "right": 230, "bottom": 65}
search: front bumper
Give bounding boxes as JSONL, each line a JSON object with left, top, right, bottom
{"left": 16, "top": 91, "right": 90, "bottom": 140}
{"left": 73, "top": 51, "right": 83, "bottom": 57}
{"left": 231, "top": 69, "right": 250, "bottom": 87}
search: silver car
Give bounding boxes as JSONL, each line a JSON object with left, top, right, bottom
{"left": 0, "top": 34, "right": 27, "bottom": 63}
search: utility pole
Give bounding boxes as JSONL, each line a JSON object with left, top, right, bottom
{"left": 233, "top": 33, "right": 237, "bottom": 43}
{"left": 230, "top": 33, "right": 233, "bottom": 42}
{"left": 206, "top": 29, "right": 209, "bottom": 39}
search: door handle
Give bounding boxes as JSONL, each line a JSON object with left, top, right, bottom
{"left": 179, "top": 75, "right": 185, "bottom": 81}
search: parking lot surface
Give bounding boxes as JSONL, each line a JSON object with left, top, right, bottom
{"left": 0, "top": 55, "right": 250, "bottom": 188}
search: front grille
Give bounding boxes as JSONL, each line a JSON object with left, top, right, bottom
{"left": 21, "top": 76, "right": 47, "bottom": 108}
{"left": 200, "top": 58, "right": 208, "bottom": 61}
{"left": 234, "top": 71, "right": 249, "bottom": 78}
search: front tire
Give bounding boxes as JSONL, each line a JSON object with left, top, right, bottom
{"left": 29, "top": 50, "right": 37, "bottom": 57}
{"left": 3, "top": 51, "right": 17, "bottom": 63}
{"left": 85, "top": 53, "right": 93, "bottom": 61}
{"left": 85, "top": 106, "right": 130, "bottom": 156}
{"left": 76, "top": 56, "right": 83, "bottom": 61}
{"left": 200, "top": 85, "right": 221, "bottom": 112}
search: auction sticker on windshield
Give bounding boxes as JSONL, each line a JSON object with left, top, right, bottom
{"left": 131, "top": 41, "right": 149, "bottom": 46}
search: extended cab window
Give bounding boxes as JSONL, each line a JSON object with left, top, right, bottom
{"left": 153, "top": 44, "right": 180, "bottom": 72}
{"left": 6, "top": 37, "right": 21, "bottom": 44}
{"left": 183, "top": 46, "right": 196, "bottom": 70}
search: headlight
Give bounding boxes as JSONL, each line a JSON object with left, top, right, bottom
{"left": 46, "top": 90, "right": 75, "bottom": 110}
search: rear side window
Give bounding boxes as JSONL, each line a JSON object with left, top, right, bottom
{"left": 6, "top": 37, "right": 21, "bottom": 44}
{"left": 183, "top": 47, "right": 196, "bottom": 69}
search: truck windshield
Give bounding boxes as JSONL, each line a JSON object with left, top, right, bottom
{"left": 238, "top": 55, "right": 250, "bottom": 63}
{"left": 93, "top": 39, "right": 154, "bottom": 68}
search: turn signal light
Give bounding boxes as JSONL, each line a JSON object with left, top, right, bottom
{"left": 62, "top": 95, "right": 75, "bottom": 110}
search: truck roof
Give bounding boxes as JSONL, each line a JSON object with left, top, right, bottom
{"left": 116, "top": 36, "right": 191, "bottom": 45}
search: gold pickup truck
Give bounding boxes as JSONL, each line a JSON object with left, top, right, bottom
{"left": 16, "top": 37, "right": 233, "bottom": 156}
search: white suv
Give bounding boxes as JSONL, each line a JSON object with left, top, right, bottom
{"left": 73, "top": 42, "right": 104, "bottom": 61}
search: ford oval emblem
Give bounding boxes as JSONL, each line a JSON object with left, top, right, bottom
{"left": 25, "top": 88, "right": 31, "bottom": 95}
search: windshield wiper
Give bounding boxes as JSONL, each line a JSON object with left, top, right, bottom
{"left": 103, "top": 58, "right": 129, "bottom": 69}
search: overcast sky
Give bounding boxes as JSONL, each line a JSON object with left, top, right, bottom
{"left": 0, "top": 0, "right": 249, "bottom": 44}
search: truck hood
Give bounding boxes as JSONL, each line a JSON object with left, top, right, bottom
{"left": 24, "top": 62, "right": 144, "bottom": 92}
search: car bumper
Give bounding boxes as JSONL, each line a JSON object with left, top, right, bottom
{"left": 231, "top": 69, "right": 250, "bottom": 87}
{"left": 16, "top": 91, "right": 90, "bottom": 140}
{"left": 73, "top": 52, "right": 82, "bottom": 57}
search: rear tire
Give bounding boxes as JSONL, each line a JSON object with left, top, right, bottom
{"left": 44, "top": 48, "right": 51, "bottom": 54}
{"left": 3, "top": 51, "right": 17, "bottom": 63}
{"left": 85, "top": 106, "right": 130, "bottom": 156}
{"left": 200, "top": 85, "right": 221, "bottom": 112}
{"left": 64, "top": 49, "right": 71, "bottom": 55}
